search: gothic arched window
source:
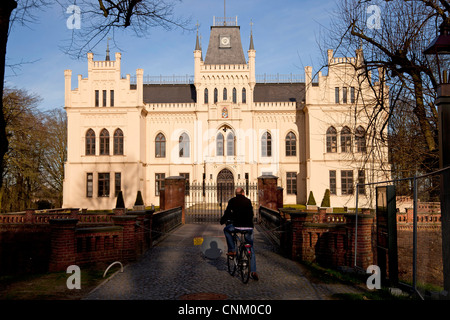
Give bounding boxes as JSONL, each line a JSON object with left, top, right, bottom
{"left": 204, "top": 88, "right": 209, "bottom": 104}
{"left": 242, "top": 88, "right": 247, "bottom": 104}
{"left": 113, "top": 128, "right": 124, "bottom": 155}
{"left": 223, "top": 88, "right": 227, "bottom": 101}
{"left": 285, "top": 131, "right": 297, "bottom": 156}
{"left": 232, "top": 87, "right": 237, "bottom": 103}
{"left": 86, "top": 129, "right": 95, "bottom": 155}
{"left": 326, "top": 126, "right": 337, "bottom": 153}
{"left": 355, "top": 126, "right": 366, "bottom": 153}
{"left": 214, "top": 88, "right": 218, "bottom": 104}
{"left": 341, "top": 126, "right": 352, "bottom": 153}
{"left": 100, "top": 129, "right": 110, "bottom": 155}
{"left": 227, "top": 131, "right": 236, "bottom": 156}
{"left": 179, "top": 132, "right": 190, "bottom": 158}
{"left": 262, "top": 131, "right": 272, "bottom": 157}
{"left": 155, "top": 133, "right": 166, "bottom": 158}
{"left": 217, "top": 133, "right": 224, "bottom": 156}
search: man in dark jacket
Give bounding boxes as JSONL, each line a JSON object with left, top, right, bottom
{"left": 220, "top": 187, "right": 258, "bottom": 280}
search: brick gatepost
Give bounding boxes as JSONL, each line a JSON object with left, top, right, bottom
{"left": 70, "top": 208, "right": 79, "bottom": 219}
{"left": 163, "top": 176, "right": 186, "bottom": 224}
{"left": 276, "top": 187, "right": 284, "bottom": 210}
{"left": 159, "top": 187, "right": 165, "bottom": 211}
{"left": 49, "top": 219, "right": 78, "bottom": 272}
{"left": 289, "top": 211, "right": 314, "bottom": 261}
{"left": 112, "top": 215, "right": 138, "bottom": 262}
{"left": 347, "top": 210, "right": 375, "bottom": 270}
{"left": 257, "top": 175, "right": 279, "bottom": 211}
{"left": 25, "top": 209, "right": 34, "bottom": 224}
{"left": 133, "top": 209, "right": 154, "bottom": 254}
{"left": 113, "top": 208, "right": 127, "bottom": 216}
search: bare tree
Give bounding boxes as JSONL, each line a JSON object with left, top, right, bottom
{"left": 39, "top": 108, "right": 67, "bottom": 207}
{"left": 319, "top": 0, "right": 449, "bottom": 180}
{"left": 59, "top": 0, "right": 191, "bottom": 58}
{"left": 0, "top": 0, "right": 189, "bottom": 191}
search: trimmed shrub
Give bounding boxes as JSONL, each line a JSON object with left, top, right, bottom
{"left": 321, "top": 189, "right": 331, "bottom": 207}
{"left": 307, "top": 191, "right": 316, "bottom": 206}
{"left": 116, "top": 191, "right": 125, "bottom": 209}
{"left": 134, "top": 190, "right": 144, "bottom": 206}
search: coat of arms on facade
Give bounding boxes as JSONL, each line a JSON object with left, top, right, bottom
{"left": 222, "top": 107, "right": 228, "bottom": 118}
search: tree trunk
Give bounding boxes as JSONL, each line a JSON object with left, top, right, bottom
{"left": 411, "top": 70, "right": 438, "bottom": 156}
{"left": 0, "top": 1, "right": 17, "bottom": 189}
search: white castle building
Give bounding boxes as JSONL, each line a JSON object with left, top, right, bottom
{"left": 62, "top": 16, "right": 390, "bottom": 210}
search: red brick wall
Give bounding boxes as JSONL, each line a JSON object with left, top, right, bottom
{"left": 397, "top": 224, "right": 443, "bottom": 287}
{"left": 49, "top": 219, "right": 78, "bottom": 272}
{"left": 0, "top": 209, "right": 156, "bottom": 274}
{"left": 289, "top": 209, "right": 374, "bottom": 270}
{"left": 75, "top": 228, "right": 123, "bottom": 266}
{"left": 0, "top": 224, "right": 51, "bottom": 275}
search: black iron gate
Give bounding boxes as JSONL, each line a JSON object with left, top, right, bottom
{"left": 185, "top": 182, "right": 258, "bottom": 224}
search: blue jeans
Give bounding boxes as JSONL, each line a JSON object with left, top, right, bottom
{"left": 224, "top": 224, "right": 256, "bottom": 273}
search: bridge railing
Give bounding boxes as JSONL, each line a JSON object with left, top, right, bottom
{"left": 258, "top": 206, "right": 292, "bottom": 257}
{"left": 150, "top": 206, "right": 183, "bottom": 245}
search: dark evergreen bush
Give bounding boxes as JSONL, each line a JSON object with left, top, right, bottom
{"left": 116, "top": 191, "right": 125, "bottom": 208}
{"left": 307, "top": 191, "right": 316, "bottom": 206}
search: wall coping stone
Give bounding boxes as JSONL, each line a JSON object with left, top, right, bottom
{"left": 49, "top": 219, "right": 79, "bottom": 225}
{"left": 305, "top": 223, "right": 346, "bottom": 229}
{"left": 289, "top": 211, "right": 315, "bottom": 218}
{"left": 76, "top": 226, "right": 123, "bottom": 234}
{"left": 343, "top": 213, "right": 375, "bottom": 219}
{"left": 112, "top": 215, "right": 138, "bottom": 221}
{"left": 257, "top": 175, "right": 278, "bottom": 179}
{"left": 165, "top": 176, "right": 186, "bottom": 180}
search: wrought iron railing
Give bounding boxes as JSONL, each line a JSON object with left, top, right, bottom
{"left": 128, "top": 73, "right": 316, "bottom": 85}
{"left": 213, "top": 16, "right": 238, "bottom": 26}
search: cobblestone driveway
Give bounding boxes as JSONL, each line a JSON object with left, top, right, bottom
{"left": 85, "top": 224, "right": 364, "bottom": 300}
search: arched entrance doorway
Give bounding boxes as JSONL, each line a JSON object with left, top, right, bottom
{"left": 217, "top": 168, "right": 234, "bottom": 205}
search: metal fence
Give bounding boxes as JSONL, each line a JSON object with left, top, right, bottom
{"left": 354, "top": 166, "right": 448, "bottom": 299}
{"left": 184, "top": 182, "right": 258, "bottom": 224}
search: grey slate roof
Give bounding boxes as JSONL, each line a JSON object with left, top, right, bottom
{"left": 254, "top": 83, "right": 306, "bottom": 103}
{"left": 204, "top": 26, "right": 247, "bottom": 65}
{"left": 141, "top": 83, "right": 306, "bottom": 105}
{"left": 143, "top": 84, "right": 197, "bottom": 104}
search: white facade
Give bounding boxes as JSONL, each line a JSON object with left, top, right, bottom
{"left": 62, "top": 18, "right": 390, "bottom": 210}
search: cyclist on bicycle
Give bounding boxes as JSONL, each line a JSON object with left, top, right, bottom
{"left": 220, "top": 187, "right": 258, "bottom": 280}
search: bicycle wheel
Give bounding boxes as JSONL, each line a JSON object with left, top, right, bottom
{"left": 227, "top": 252, "right": 237, "bottom": 276}
{"left": 239, "top": 245, "right": 251, "bottom": 284}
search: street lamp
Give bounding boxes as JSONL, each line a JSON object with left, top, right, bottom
{"left": 424, "top": 19, "right": 450, "bottom": 298}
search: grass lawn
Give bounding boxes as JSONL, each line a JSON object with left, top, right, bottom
{"left": 0, "top": 264, "right": 122, "bottom": 300}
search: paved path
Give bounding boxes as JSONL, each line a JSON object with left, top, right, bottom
{"left": 85, "top": 224, "right": 365, "bottom": 300}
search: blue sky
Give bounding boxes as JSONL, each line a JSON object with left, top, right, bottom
{"left": 5, "top": 0, "right": 337, "bottom": 111}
